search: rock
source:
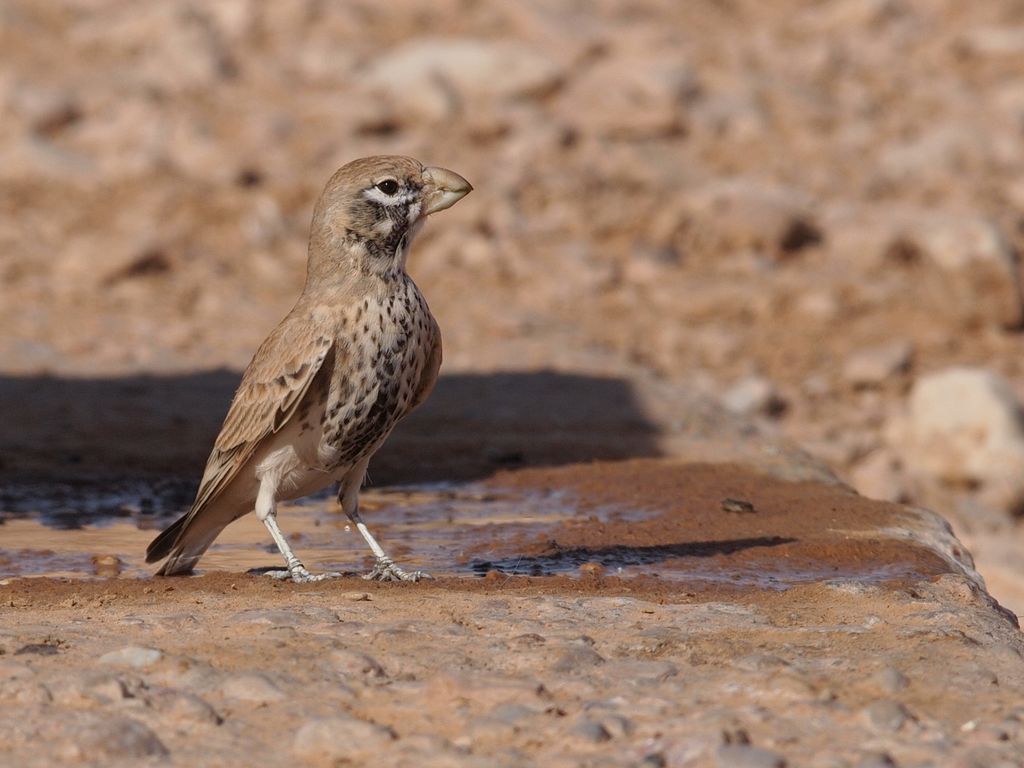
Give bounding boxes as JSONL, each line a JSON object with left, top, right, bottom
{"left": 98, "top": 646, "right": 163, "bottom": 668}
{"left": 661, "top": 180, "right": 822, "bottom": 260}
{"left": 60, "top": 717, "right": 168, "bottom": 761}
{"left": 86, "top": 675, "right": 132, "bottom": 704}
{"left": 715, "top": 744, "right": 787, "bottom": 768}
{"left": 570, "top": 717, "right": 612, "bottom": 743}
{"left": 863, "top": 700, "right": 909, "bottom": 732}
{"left": 220, "top": 673, "right": 286, "bottom": 703}
{"left": 145, "top": 687, "right": 222, "bottom": 724}
{"left": 871, "top": 667, "right": 909, "bottom": 694}
{"left": 722, "top": 375, "right": 787, "bottom": 418}
{"left": 558, "top": 55, "right": 696, "bottom": 139}
{"left": 857, "top": 752, "right": 897, "bottom": 768}
{"left": 0, "top": 660, "right": 35, "bottom": 680}
{"left": 888, "top": 213, "right": 1023, "bottom": 328}
{"left": 363, "top": 38, "right": 560, "bottom": 121}
{"left": 328, "top": 648, "right": 386, "bottom": 680}
{"left": 850, "top": 449, "right": 906, "bottom": 503}
{"left": 551, "top": 645, "right": 605, "bottom": 673}
{"left": 292, "top": 716, "right": 395, "bottom": 761}
{"left": 843, "top": 341, "right": 914, "bottom": 387}
{"left": 887, "top": 368, "right": 1024, "bottom": 514}
{"left": 0, "top": 678, "right": 52, "bottom": 705}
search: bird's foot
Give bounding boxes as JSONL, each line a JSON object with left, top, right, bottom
{"left": 362, "top": 557, "right": 432, "bottom": 583}
{"left": 262, "top": 563, "right": 344, "bottom": 583}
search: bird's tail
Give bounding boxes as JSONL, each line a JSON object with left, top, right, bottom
{"left": 146, "top": 509, "right": 231, "bottom": 576}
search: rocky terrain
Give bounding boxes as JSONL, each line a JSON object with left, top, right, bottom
{"left": 4, "top": 458, "right": 1024, "bottom": 768}
{"left": 4, "top": 0, "right": 1024, "bottom": 765}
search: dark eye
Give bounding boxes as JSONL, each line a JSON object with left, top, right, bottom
{"left": 375, "top": 179, "right": 399, "bottom": 195}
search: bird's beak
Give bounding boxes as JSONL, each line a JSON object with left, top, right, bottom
{"left": 421, "top": 167, "right": 473, "bottom": 215}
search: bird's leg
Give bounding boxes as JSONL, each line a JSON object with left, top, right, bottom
{"left": 255, "top": 469, "right": 341, "bottom": 584}
{"left": 339, "top": 475, "right": 431, "bottom": 582}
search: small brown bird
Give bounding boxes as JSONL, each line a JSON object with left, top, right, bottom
{"left": 146, "top": 156, "right": 472, "bottom": 582}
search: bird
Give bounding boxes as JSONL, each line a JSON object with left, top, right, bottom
{"left": 146, "top": 155, "right": 472, "bottom": 583}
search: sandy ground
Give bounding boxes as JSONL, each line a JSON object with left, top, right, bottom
{"left": 5, "top": 0, "right": 1024, "bottom": 610}
{"left": 4, "top": 1, "right": 1024, "bottom": 765}
{"left": 3, "top": 461, "right": 1023, "bottom": 767}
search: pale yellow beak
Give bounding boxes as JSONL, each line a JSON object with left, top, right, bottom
{"left": 421, "top": 166, "right": 473, "bottom": 215}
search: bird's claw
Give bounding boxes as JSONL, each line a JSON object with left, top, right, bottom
{"left": 263, "top": 564, "right": 343, "bottom": 583}
{"left": 363, "top": 557, "right": 432, "bottom": 582}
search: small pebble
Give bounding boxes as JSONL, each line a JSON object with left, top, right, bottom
{"left": 62, "top": 717, "right": 168, "bottom": 760}
{"left": 92, "top": 554, "right": 122, "bottom": 577}
{"left": 99, "top": 646, "right": 163, "bottom": 669}
{"left": 571, "top": 717, "right": 612, "bottom": 743}
{"left": 551, "top": 645, "right": 605, "bottom": 673}
{"left": 220, "top": 673, "right": 286, "bottom": 703}
{"left": 292, "top": 716, "right": 395, "bottom": 760}
{"left": 857, "top": 752, "right": 897, "bottom": 768}
{"left": 871, "top": 667, "right": 908, "bottom": 694}
{"left": 715, "top": 744, "right": 787, "bottom": 768}
{"left": 721, "top": 498, "right": 757, "bottom": 514}
{"left": 145, "top": 688, "right": 222, "bottom": 724}
{"left": 863, "top": 700, "right": 909, "bottom": 733}
{"left": 329, "top": 648, "right": 386, "bottom": 679}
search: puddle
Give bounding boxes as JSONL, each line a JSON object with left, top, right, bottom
{"left": 0, "top": 478, "right": 943, "bottom": 588}
{"left": 0, "top": 483, "right": 587, "bottom": 581}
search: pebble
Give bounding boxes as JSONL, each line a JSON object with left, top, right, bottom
{"left": 551, "top": 645, "right": 606, "bottom": 673}
{"left": 857, "top": 752, "right": 897, "bottom": 768}
{"left": 220, "top": 673, "right": 287, "bottom": 703}
{"left": 0, "top": 659, "right": 35, "bottom": 680}
{"left": 329, "top": 648, "right": 387, "bottom": 680}
{"left": 292, "top": 716, "right": 395, "bottom": 761}
{"left": 145, "top": 687, "right": 222, "bottom": 724}
{"left": 570, "top": 717, "right": 612, "bottom": 743}
{"left": 61, "top": 717, "right": 169, "bottom": 761}
{"left": 871, "top": 667, "right": 909, "bottom": 694}
{"left": 364, "top": 38, "right": 560, "bottom": 121}
{"left": 722, "top": 375, "right": 787, "bottom": 418}
{"left": 715, "top": 744, "right": 787, "bottom": 768}
{"left": 98, "top": 646, "right": 164, "bottom": 669}
{"left": 887, "top": 367, "right": 1024, "bottom": 513}
{"left": 843, "top": 341, "right": 913, "bottom": 387}
{"left": 863, "top": 700, "right": 909, "bottom": 733}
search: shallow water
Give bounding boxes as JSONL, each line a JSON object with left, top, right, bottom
{"left": 0, "top": 480, "right": 936, "bottom": 587}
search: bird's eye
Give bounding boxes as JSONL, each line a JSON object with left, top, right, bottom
{"left": 375, "top": 179, "right": 399, "bottom": 195}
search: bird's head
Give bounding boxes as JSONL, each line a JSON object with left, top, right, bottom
{"left": 307, "top": 155, "right": 472, "bottom": 283}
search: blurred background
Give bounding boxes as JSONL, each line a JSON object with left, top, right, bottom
{"left": 4, "top": 0, "right": 1024, "bottom": 608}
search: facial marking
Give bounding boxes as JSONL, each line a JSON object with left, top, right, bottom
{"left": 363, "top": 186, "right": 416, "bottom": 207}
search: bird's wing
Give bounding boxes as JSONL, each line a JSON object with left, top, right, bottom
{"left": 189, "top": 318, "right": 335, "bottom": 516}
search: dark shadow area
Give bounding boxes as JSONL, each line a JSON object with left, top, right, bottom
{"left": 469, "top": 536, "right": 796, "bottom": 576}
{"left": 0, "top": 370, "right": 662, "bottom": 520}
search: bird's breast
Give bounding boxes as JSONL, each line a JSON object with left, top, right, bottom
{"left": 318, "top": 281, "right": 435, "bottom": 470}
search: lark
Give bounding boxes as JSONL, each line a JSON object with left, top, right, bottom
{"left": 146, "top": 156, "right": 472, "bottom": 583}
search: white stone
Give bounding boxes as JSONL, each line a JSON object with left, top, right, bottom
{"left": 888, "top": 368, "right": 1024, "bottom": 511}
{"left": 722, "top": 375, "right": 786, "bottom": 418}
{"left": 850, "top": 449, "right": 906, "bottom": 503}
{"left": 98, "top": 646, "right": 163, "bottom": 669}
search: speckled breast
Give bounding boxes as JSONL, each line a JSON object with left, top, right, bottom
{"left": 318, "top": 277, "right": 435, "bottom": 471}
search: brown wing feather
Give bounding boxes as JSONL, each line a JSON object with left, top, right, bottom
{"left": 188, "top": 318, "right": 334, "bottom": 516}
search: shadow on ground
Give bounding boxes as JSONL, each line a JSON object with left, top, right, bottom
{"left": 470, "top": 536, "right": 797, "bottom": 576}
{"left": 0, "top": 370, "right": 662, "bottom": 486}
